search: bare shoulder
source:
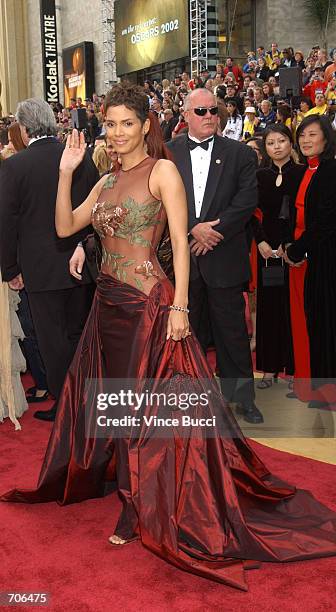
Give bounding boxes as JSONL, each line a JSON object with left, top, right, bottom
{"left": 152, "top": 158, "right": 177, "bottom": 175}
{"left": 149, "top": 159, "right": 184, "bottom": 200}
{"left": 150, "top": 159, "right": 180, "bottom": 186}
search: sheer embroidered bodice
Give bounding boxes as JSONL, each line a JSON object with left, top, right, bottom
{"left": 91, "top": 157, "right": 167, "bottom": 294}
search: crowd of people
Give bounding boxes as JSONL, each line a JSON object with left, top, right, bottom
{"left": 1, "top": 42, "right": 336, "bottom": 424}
{"left": 0, "top": 38, "right": 336, "bottom": 591}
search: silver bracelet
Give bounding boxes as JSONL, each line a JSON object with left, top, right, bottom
{"left": 77, "top": 241, "right": 83, "bottom": 248}
{"left": 169, "top": 304, "right": 189, "bottom": 313}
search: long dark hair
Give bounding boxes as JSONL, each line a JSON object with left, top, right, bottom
{"left": 226, "top": 98, "right": 239, "bottom": 122}
{"left": 296, "top": 115, "right": 336, "bottom": 163}
{"left": 104, "top": 82, "right": 172, "bottom": 161}
{"left": 147, "top": 112, "right": 173, "bottom": 160}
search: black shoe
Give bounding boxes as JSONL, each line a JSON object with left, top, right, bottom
{"left": 27, "top": 391, "right": 49, "bottom": 404}
{"left": 33, "top": 405, "right": 57, "bottom": 421}
{"left": 236, "top": 402, "right": 264, "bottom": 424}
{"left": 26, "top": 386, "right": 37, "bottom": 396}
{"left": 308, "top": 400, "right": 330, "bottom": 409}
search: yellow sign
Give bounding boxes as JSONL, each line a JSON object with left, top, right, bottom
{"left": 115, "top": 0, "right": 189, "bottom": 75}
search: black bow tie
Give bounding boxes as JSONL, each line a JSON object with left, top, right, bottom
{"left": 188, "top": 137, "right": 214, "bottom": 151}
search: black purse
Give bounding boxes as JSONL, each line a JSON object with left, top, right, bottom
{"left": 262, "top": 258, "right": 285, "bottom": 287}
{"left": 82, "top": 232, "right": 102, "bottom": 283}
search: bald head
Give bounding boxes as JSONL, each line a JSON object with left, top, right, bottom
{"left": 184, "top": 88, "right": 216, "bottom": 111}
{"left": 184, "top": 88, "right": 219, "bottom": 141}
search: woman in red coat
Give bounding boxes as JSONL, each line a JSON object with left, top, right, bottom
{"left": 284, "top": 115, "right": 336, "bottom": 407}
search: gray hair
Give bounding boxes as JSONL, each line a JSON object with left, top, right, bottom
{"left": 184, "top": 89, "right": 216, "bottom": 111}
{"left": 16, "top": 98, "right": 57, "bottom": 138}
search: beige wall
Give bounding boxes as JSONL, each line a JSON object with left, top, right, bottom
{"left": 256, "top": 0, "right": 335, "bottom": 56}
{"left": 0, "top": 0, "right": 30, "bottom": 115}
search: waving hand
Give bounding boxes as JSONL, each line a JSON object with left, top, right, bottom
{"left": 60, "top": 129, "right": 87, "bottom": 174}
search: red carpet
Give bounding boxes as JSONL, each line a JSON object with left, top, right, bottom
{"left": 0, "top": 377, "right": 335, "bottom": 611}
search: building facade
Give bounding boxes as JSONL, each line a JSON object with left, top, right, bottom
{"left": 0, "top": 0, "right": 334, "bottom": 114}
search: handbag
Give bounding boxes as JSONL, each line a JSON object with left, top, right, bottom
{"left": 262, "top": 258, "right": 285, "bottom": 287}
{"left": 82, "top": 232, "right": 102, "bottom": 283}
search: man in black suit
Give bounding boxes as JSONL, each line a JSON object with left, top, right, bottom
{"left": 167, "top": 88, "right": 263, "bottom": 423}
{"left": 0, "top": 98, "right": 99, "bottom": 421}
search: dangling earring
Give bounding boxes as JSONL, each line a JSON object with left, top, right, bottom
{"left": 275, "top": 167, "right": 283, "bottom": 187}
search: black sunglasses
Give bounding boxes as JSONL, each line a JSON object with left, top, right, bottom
{"left": 192, "top": 106, "right": 218, "bottom": 116}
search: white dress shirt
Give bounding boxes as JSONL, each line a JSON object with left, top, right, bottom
{"left": 189, "top": 135, "right": 214, "bottom": 218}
{"left": 28, "top": 135, "right": 54, "bottom": 146}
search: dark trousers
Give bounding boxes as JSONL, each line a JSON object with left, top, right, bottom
{"left": 189, "top": 276, "right": 255, "bottom": 404}
{"left": 27, "top": 285, "right": 94, "bottom": 399}
{"left": 17, "top": 289, "right": 47, "bottom": 390}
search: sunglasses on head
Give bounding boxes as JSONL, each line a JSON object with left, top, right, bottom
{"left": 192, "top": 106, "right": 218, "bottom": 116}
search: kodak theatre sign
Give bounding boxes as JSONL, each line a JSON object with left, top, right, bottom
{"left": 40, "top": 0, "right": 60, "bottom": 102}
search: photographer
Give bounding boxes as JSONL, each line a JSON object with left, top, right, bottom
{"left": 303, "top": 67, "right": 328, "bottom": 104}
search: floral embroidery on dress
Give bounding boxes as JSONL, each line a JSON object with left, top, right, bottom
{"left": 113, "top": 197, "right": 161, "bottom": 246}
{"left": 91, "top": 202, "right": 129, "bottom": 239}
{"left": 101, "top": 245, "right": 135, "bottom": 282}
{"left": 135, "top": 260, "right": 158, "bottom": 279}
{"left": 103, "top": 173, "right": 117, "bottom": 190}
{"left": 91, "top": 169, "right": 164, "bottom": 293}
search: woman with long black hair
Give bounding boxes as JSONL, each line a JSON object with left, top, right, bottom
{"left": 222, "top": 98, "right": 242, "bottom": 140}
{"left": 252, "top": 124, "right": 302, "bottom": 387}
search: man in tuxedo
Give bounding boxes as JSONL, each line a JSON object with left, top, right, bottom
{"left": 0, "top": 98, "right": 99, "bottom": 421}
{"left": 167, "top": 88, "right": 263, "bottom": 423}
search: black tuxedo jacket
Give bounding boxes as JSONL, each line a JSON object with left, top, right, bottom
{"left": 0, "top": 138, "right": 99, "bottom": 292}
{"left": 167, "top": 134, "right": 257, "bottom": 288}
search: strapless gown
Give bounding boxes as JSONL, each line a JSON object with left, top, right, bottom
{"left": 2, "top": 157, "right": 336, "bottom": 591}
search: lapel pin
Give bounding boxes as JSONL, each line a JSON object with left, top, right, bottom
{"left": 216, "top": 159, "right": 221, "bottom": 164}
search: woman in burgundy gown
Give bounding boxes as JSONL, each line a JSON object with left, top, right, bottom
{"left": 2, "top": 85, "right": 336, "bottom": 591}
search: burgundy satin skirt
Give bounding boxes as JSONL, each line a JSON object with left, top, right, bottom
{"left": 2, "top": 274, "right": 336, "bottom": 591}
